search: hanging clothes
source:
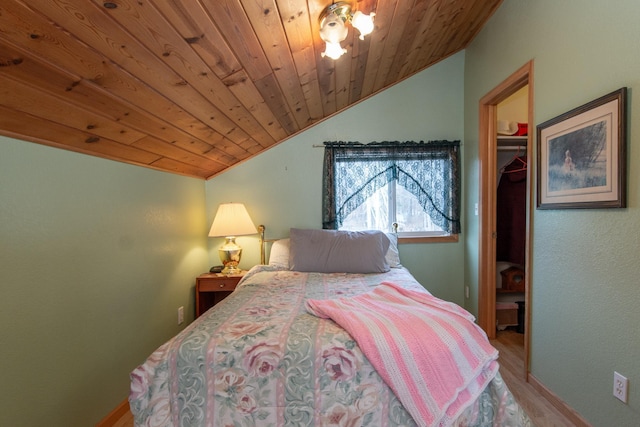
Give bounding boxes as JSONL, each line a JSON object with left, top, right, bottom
{"left": 496, "top": 155, "right": 527, "bottom": 266}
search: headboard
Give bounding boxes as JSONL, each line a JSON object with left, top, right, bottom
{"left": 258, "top": 225, "right": 279, "bottom": 265}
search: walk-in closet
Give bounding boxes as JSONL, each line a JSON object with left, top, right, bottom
{"left": 495, "top": 86, "right": 528, "bottom": 341}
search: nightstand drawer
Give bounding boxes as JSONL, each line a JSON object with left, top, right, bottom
{"left": 199, "top": 278, "right": 239, "bottom": 292}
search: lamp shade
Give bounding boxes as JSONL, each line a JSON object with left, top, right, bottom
{"left": 208, "top": 203, "right": 257, "bottom": 237}
{"left": 319, "top": 12, "right": 348, "bottom": 44}
{"left": 322, "top": 41, "right": 347, "bottom": 59}
{"left": 351, "top": 11, "right": 375, "bottom": 40}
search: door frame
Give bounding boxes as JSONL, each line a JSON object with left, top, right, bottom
{"left": 478, "top": 60, "right": 534, "bottom": 378}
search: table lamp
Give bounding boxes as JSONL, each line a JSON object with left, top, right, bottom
{"left": 208, "top": 203, "right": 257, "bottom": 274}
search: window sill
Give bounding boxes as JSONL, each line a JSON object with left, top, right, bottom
{"left": 398, "top": 234, "right": 458, "bottom": 244}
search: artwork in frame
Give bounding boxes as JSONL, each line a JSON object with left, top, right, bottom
{"left": 536, "top": 87, "right": 627, "bottom": 209}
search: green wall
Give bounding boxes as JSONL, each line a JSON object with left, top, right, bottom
{"left": 463, "top": 0, "right": 640, "bottom": 425}
{"left": 0, "top": 137, "right": 208, "bottom": 426}
{"left": 205, "top": 51, "right": 467, "bottom": 304}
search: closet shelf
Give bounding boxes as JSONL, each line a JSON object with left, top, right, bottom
{"left": 497, "top": 136, "right": 528, "bottom": 146}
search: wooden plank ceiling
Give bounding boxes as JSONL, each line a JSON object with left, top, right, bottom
{"left": 0, "top": 0, "right": 502, "bottom": 179}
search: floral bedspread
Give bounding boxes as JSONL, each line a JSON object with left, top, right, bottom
{"left": 130, "top": 265, "right": 531, "bottom": 427}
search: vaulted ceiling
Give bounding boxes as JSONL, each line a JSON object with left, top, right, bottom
{"left": 0, "top": 0, "right": 502, "bottom": 179}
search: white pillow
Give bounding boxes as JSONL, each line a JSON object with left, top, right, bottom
{"left": 268, "top": 238, "right": 290, "bottom": 268}
{"left": 385, "top": 233, "right": 402, "bottom": 268}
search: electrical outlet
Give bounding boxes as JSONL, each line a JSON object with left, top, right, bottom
{"left": 178, "top": 306, "right": 184, "bottom": 325}
{"left": 613, "top": 371, "right": 628, "bottom": 403}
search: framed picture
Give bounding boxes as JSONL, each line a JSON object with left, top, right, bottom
{"left": 537, "top": 87, "right": 627, "bottom": 209}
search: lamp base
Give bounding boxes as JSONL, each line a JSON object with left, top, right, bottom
{"left": 220, "top": 264, "right": 242, "bottom": 276}
{"left": 221, "top": 262, "right": 242, "bottom": 275}
{"left": 218, "top": 237, "right": 243, "bottom": 275}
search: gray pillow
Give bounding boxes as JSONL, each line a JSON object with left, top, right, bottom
{"left": 289, "top": 228, "right": 390, "bottom": 273}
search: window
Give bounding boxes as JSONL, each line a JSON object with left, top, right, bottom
{"left": 340, "top": 182, "right": 447, "bottom": 235}
{"left": 322, "top": 141, "right": 461, "bottom": 238}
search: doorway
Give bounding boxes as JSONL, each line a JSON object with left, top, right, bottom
{"left": 478, "top": 61, "right": 533, "bottom": 379}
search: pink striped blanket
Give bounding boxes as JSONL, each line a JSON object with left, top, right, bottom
{"left": 305, "top": 281, "right": 499, "bottom": 427}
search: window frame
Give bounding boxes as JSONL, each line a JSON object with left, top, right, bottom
{"left": 322, "top": 141, "right": 461, "bottom": 242}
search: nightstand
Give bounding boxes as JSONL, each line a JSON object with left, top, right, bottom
{"left": 195, "top": 272, "right": 245, "bottom": 317}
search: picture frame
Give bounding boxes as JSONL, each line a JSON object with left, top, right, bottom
{"left": 537, "top": 87, "right": 627, "bottom": 209}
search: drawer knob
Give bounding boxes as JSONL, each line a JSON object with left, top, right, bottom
{"left": 219, "top": 283, "right": 225, "bottom": 288}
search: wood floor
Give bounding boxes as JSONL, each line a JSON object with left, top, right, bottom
{"left": 111, "top": 410, "right": 133, "bottom": 427}
{"left": 492, "top": 329, "right": 577, "bottom": 426}
{"left": 110, "top": 330, "right": 574, "bottom": 426}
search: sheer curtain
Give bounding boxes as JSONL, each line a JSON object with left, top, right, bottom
{"left": 322, "top": 141, "right": 461, "bottom": 234}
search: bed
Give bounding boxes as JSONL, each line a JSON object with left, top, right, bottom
{"left": 130, "top": 229, "right": 531, "bottom": 426}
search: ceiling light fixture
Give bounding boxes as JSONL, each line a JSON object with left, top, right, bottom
{"left": 318, "top": 2, "right": 375, "bottom": 60}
